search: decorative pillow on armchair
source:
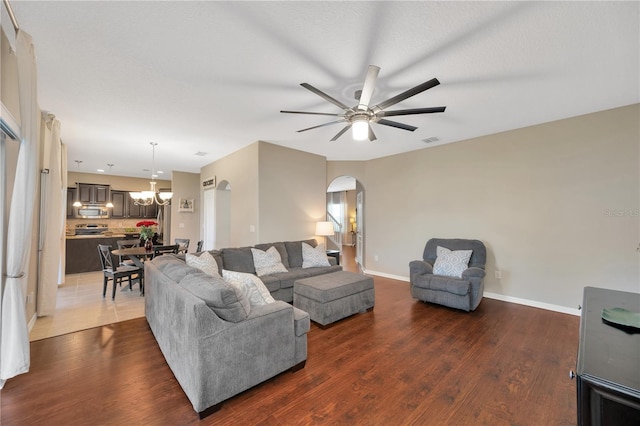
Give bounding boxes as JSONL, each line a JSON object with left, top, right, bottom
{"left": 302, "top": 242, "right": 330, "bottom": 268}
{"left": 433, "top": 246, "right": 472, "bottom": 278}
{"left": 250, "top": 246, "right": 288, "bottom": 276}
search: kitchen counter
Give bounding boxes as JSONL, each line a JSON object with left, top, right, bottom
{"left": 66, "top": 234, "right": 127, "bottom": 240}
{"left": 66, "top": 235, "right": 139, "bottom": 274}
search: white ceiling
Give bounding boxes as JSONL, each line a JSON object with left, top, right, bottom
{"left": 5, "top": 1, "right": 639, "bottom": 179}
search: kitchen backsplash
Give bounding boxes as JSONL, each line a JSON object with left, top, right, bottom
{"left": 66, "top": 218, "right": 158, "bottom": 234}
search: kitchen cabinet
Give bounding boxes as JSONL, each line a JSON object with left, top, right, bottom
{"left": 66, "top": 187, "right": 76, "bottom": 218}
{"left": 111, "top": 190, "right": 158, "bottom": 219}
{"left": 110, "top": 190, "right": 127, "bottom": 218}
{"left": 66, "top": 236, "right": 121, "bottom": 273}
{"left": 78, "top": 183, "right": 110, "bottom": 204}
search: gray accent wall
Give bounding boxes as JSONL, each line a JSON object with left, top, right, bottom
{"left": 329, "top": 104, "right": 639, "bottom": 310}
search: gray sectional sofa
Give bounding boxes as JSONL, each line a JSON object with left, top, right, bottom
{"left": 144, "top": 239, "right": 341, "bottom": 417}
{"left": 201, "top": 238, "right": 342, "bottom": 302}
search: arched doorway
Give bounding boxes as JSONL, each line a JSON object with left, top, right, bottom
{"left": 326, "top": 176, "right": 365, "bottom": 267}
{"left": 202, "top": 179, "right": 231, "bottom": 250}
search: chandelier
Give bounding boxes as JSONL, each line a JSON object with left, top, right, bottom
{"left": 129, "top": 142, "right": 173, "bottom": 206}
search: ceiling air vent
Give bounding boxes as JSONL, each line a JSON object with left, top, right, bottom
{"left": 422, "top": 137, "right": 440, "bottom": 144}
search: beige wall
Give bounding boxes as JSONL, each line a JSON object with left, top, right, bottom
{"left": 200, "top": 141, "right": 327, "bottom": 247}
{"left": 258, "top": 142, "right": 326, "bottom": 243}
{"left": 200, "top": 142, "right": 259, "bottom": 247}
{"left": 170, "top": 171, "right": 200, "bottom": 250}
{"left": 66, "top": 171, "right": 170, "bottom": 192}
{"left": 328, "top": 104, "right": 640, "bottom": 311}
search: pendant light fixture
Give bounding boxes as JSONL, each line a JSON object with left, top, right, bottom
{"left": 129, "top": 142, "right": 173, "bottom": 206}
{"left": 72, "top": 160, "right": 82, "bottom": 207}
{"left": 105, "top": 163, "right": 114, "bottom": 208}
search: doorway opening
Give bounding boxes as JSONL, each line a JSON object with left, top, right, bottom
{"left": 326, "top": 176, "right": 364, "bottom": 267}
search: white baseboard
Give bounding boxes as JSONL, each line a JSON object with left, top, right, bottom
{"left": 28, "top": 312, "right": 37, "bottom": 332}
{"left": 483, "top": 292, "right": 581, "bottom": 316}
{"left": 362, "top": 269, "right": 580, "bottom": 316}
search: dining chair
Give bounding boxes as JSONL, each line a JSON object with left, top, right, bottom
{"left": 116, "top": 239, "right": 140, "bottom": 266}
{"left": 97, "top": 244, "right": 144, "bottom": 299}
{"left": 196, "top": 240, "right": 204, "bottom": 252}
{"left": 152, "top": 244, "right": 180, "bottom": 258}
{"left": 174, "top": 238, "right": 190, "bottom": 254}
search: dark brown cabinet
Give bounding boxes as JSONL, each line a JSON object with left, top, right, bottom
{"left": 110, "top": 190, "right": 127, "bottom": 218}
{"left": 66, "top": 187, "right": 76, "bottom": 218}
{"left": 78, "top": 183, "right": 109, "bottom": 204}
{"left": 110, "top": 190, "right": 158, "bottom": 219}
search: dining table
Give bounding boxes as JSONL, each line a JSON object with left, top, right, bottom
{"left": 111, "top": 246, "right": 154, "bottom": 269}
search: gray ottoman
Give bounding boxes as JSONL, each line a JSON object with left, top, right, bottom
{"left": 293, "top": 271, "right": 375, "bottom": 327}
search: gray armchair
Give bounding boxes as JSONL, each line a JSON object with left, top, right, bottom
{"left": 409, "top": 238, "right": 486, "bottom": 312}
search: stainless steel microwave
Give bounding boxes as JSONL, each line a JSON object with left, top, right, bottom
{"left": 75, "top": 205, "right": 110, "bottom": 219}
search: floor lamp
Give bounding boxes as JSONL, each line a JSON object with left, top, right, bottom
{"left": 315, "top": 221, "right": 334, "bottom": 250}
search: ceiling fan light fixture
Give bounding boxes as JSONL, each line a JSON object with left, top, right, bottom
{"left": 352, "top": 118, "right": 369, "bottom": 141}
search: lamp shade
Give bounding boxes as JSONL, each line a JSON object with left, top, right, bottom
{"left": 315, "top": 221, "right": 334, "bottom": 236}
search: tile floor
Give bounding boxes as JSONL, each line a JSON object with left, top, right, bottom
{"left": 29, "top": 271, "right": 146, "bottom": 341}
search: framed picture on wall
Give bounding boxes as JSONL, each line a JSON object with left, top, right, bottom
{"left": 178, "top": 198, "right": 194, "bottom": 212}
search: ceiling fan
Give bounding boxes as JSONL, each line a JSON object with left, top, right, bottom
{"left": 281, "top": 65, "right": 446, "bottom": 142}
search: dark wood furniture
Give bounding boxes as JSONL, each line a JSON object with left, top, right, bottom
{"left": 575, "top": 286, "right": 640, "bottom": 425}
{"left": 97, "top": 244, "right": 144, "bottom": 299}
{"left": 66, "top": 236, "right": 123, "bottom": 273}
{"left": 111, "top": 246, "right": 154, "bottom": 269}
{"left": 152, "top": 244, "right": 179, "bottom": 258}
{"left": 326, "top": 249, "right": 340, "bottom": 265}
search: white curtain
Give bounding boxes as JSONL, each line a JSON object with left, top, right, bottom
{"left": 37, "top": 114, "right": 65, "bottom": 315}
{"left": 0, "top": 30, "right": 39, "bottom": 388}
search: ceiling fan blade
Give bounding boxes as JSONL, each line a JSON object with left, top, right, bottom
{"left": 300, "top": 83, "right": 351, "bottom": 111}
{"left": 377, "top": 119, "right": 418, "bottom": 132}
{"left": 368, "top": 124, "right": 377, "bottom": 142}
{"left": 280, "top": 110, "right": 341, "bottom": 117}
{"left": 373, "top": 78, "right": 440, "bottom": 112}
{"left": 357, "top": 65, "right": 380, "bottom": 111}
{"left": 378, "top": 106, "right": 446, "bottom": 117}
{"left": 297, "top": 120, "right": 344, "bottom": 133}
{"left": 330, "top": 124, "right": 352, "bottom": 141}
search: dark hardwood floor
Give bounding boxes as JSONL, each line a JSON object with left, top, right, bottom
{"left": 2, "top": 247, "right": 580, "bottom": 425}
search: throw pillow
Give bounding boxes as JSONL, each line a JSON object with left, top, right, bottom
{"left": 186, "top": 251, "right": 221, "bottom": 278}
{"left": 433, "top": 246, "right": 473, "bottom": 278}
{"left": 250, "top": 246, "right": 288, "bottom": 276}
{"left": 222, "top": 269, "right": 276, "bottom": 306}
{"left": 302, "top": 242, "right": 330, "bottom": 268}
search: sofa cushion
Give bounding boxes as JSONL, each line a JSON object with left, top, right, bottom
{"left": 433, "top": 246, "right": 472, "bottom": 278}
{"left": 186, "top": 251, "right": 222, "bottom": 277}
{"left": 284, "top": 239, "right": 317, "bottom": 268}
{"left": 302, "top": 242, "right": 330, "bottom": 268}
{"left": 179, "top": 272, "right": 251, "bottom": 322}
{"left": 414, "top": 274, "right": 471, "bottom": 296}
{"left": 259, "top": 274, "right": 281, "bottom": 293}
{"left": 222, "top": 247, "right": 255, "bottom": 274}
{"left": 251, "top": 246, "right": 288, "bottom": 277}
{"left": 254, "top": 242, "right": 289, "bottom": 268}
{"left": 152, "top": 256, "right": 200, "bottom": 282}
{"left": 222, "top": 270, "right": 276, "bottom": 306}
{"left": 268, "top": 268, "right": 311, "bottom": 289}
